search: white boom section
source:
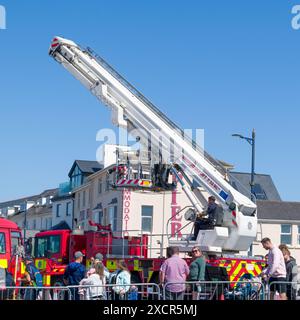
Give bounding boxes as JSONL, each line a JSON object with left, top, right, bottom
{"left": 49, "top": 36, "right": 257, "bottom": 252}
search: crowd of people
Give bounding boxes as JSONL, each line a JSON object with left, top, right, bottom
{"left": 63, "top": 251, "right": 132, "bottom": 300}
{"left": 3, "top": 236, "right": 299, "bottom": 301}
{"left": 60, "top": 246, "right": 207, "bottom": 301}
{"left": 261, "top": 237, "right": 298, "bottom": 300}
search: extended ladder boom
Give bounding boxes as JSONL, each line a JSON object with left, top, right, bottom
{"left": 49, "top": 36, "right": 257, "bottom": 252}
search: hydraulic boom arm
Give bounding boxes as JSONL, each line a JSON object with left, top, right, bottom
{"left": 49, "top": 36, "right": 257, "bottom": 252}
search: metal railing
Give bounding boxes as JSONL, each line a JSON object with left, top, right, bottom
{"left": 2, "top": 280, "right": 300, "bottom": 301}
{"left": 162, "top": 281, "right": 265, "bottom": 301}
{"left": 0, "top": 286, "right": 71, "bottom": 300}
{"left": 68, "top": 283, "right": 161, "bottom": 301}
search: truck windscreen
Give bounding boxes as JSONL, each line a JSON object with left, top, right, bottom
{"left": 35, "top": 235, "right": 61, "bottom": 258}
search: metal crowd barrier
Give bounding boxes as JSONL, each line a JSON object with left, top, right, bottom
{"left": 0, "top": 286, "right": 72, "bottom": 300}
{"left": 267, "top": 281, "right": 300, "bottom": 301}
{"left": 2, "top": 281, "right": 300, "bottom": 301}
{"left": 162, "top": 281, "right": 265, "bottom": 301}
{"left": 68, "top": 283, "right": 161, "bottom": 301}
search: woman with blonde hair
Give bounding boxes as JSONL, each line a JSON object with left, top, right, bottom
{"left": 79, "top": 261, "right": 106, "bottom": 300}
{"left": 110, "top": 260, "right": 131, "bottom": 300}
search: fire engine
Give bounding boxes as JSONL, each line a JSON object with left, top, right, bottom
{"left": 0, "top": 218, "right": 25, "bottom": 285}
{"left": 31, "top": 36, "right": 267, "bottom": 287}
{"left": 33, "top": 224, "right": 265, "bottom": 286}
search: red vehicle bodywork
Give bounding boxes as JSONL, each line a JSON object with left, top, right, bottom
{"left": 0, "top": 218, "right": 24, "bottom": 285}
{"left": 34, "top": 228, "right": 265, "bottom": 287}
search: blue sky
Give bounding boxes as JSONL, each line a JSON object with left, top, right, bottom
{"left": 0, "top": 0, "right": 299, "bottom": 202}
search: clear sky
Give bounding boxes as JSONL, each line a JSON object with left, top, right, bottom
{"left": 0, "top": 0, "right": 299, "bottom": 202}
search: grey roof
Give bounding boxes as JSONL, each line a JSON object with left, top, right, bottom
{"left": 26, "top": 204, "right": 53, "bottom": 217}
{"left": 51, "top": 193, "right": 73, "bottom": 202}
{"left": 68, "top": 160, "right": 103, "bottom": 177}
{"left": 0, "top": 195, "right": 39, "bottom": 209}
{"left": 229, "top": 172, "right": 281, "bottom": 201}
{"left": 51, "top": 221, "right": 71, "bottom": 230}
{"left": 0, "top": 188, "right": 58, "bottom": 209}
{"left": 257, "top": 200, "right": 300, "bottom": 221}
{"left": 39, "top": 188, "right": 58, "bottom": 198}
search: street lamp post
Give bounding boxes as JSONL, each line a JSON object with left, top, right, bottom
{"left": 23, "top": 205, "right": 27, "bottom": 241}
{"left": 232, "top": 129, "right": 256, "bottom": 256}
{"left": 232, "top": 129, "right": 256, "bottom": 201}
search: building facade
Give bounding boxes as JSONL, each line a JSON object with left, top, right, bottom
{"left": 252, "top": 201, "right": 300, "bottom": 263}
{"left": 50, "top": 160, "right": 103, "bottom": 229}
{"left": 72, "top": 164, "right": 193, "bottom": 257}
{"left": 2, "top": 189, "right": 57, "bottom": 238}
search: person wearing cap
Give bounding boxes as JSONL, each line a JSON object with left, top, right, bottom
{"left": 192, "top": 196, "right": 218, "bottom": 240}
{"left": 87, "top": 253, "right": 110, "bottom": 282}
{"left": 95, "top": 253, "right": 110, "bottom": 280}
{"left": 63, "top": 251, "right": 86, "bottom": 300}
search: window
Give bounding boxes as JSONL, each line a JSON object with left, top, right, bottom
{"left": 83, "top": 190, "right": 86, "bottom": 207}
{"left": 32, "top": 220, "right": 36, "bottom": 230}
{"left": 105, "top": 178, "right": 110, "bottom": 192}
{"left": 77, "top": 193, "right": 81, "bottom": 209}
{"left": 70, "top": 165, "right": 83, "bottom": 189}
{"left": 11, "top": 231, "right": 21, "bottom": 255}
{"left": 141, "top": 206, "right": 153, "bottom": 232}
{"left": 298, "top": 226, "right": 300, "bottom": 245}
{"left": 66, "top": 202, "right": 72, "bottom": 216}
{"left": 108, "top": 206, "right": 118, "bottom": 232}
{"left": 98, "top": 179, "right": 103, "bottom": 194}
{"left": 281, "top": 224, "right": 292, "bottom": 245}
{"left": 103, "top": 208, "right": 108, "bottom": 225}
{"left": 35, "top": 235, "right": 61, "bottom": 258}
{"left": 0, "top": 233, "right": 6, "bottom": 254}
{"left": 253, "top": 184, "right": 268, "bottom": 200}
{"left": 98, "top": 211, "right": 103, "bottom": 224}
{"left": 89, "top": 189, "right": 92, "bottom": 204}
{"left": 56, "top": 204, "right": 61, "bottom": 218}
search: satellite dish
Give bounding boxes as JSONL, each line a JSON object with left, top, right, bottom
{"left": 184, "top": 209, "right": 197, "bottom": 222}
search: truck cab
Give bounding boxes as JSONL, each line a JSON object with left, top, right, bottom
{"left": 0, "top": 218, "right": 23, "bottom": 283}
{"left": 34, "top": 230, "right": 71, "bottom": 266}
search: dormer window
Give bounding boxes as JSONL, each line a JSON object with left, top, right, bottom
{"left": 70, "top": 165, "right": 83, "bottom": 189}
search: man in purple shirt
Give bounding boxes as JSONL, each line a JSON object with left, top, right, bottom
{"left": 261, "top": 238, "right": 287, "bottom": 300}
{"left": 159, "top": 247, "right": 190, "bottom": 300}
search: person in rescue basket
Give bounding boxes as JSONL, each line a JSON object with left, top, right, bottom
{"left": 110, "top": 260, "right": 131, "bottom": 300}
{"left": 192, "top": 196, "right": 221, "bottom": 240}
{"left": 188, "top": 246, "right": 206, "bottom": 300}
{"left": 160, "top": 246, "right": 190, "bottom": 300}
{"left": 261, "top": 238, "right": 287, "bottom": 300}
{"left": 63, "top": 251, "right": 86, "bottom": 300}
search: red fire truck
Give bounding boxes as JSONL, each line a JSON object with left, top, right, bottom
{"left": 0, "top": 218, "right": 25, "bottom": 285}
{"left": 33, "top": 224, "right": 265, "bottom": 287}
{"left": 44, "top": 36, "right": 267, "bottom": 289}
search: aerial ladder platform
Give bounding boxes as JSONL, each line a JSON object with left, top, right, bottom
{"left": 49, "top": 36, "right": 257, "bottom": 254}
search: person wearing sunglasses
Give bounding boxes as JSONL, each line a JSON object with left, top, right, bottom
{"left": 188, "top": 246, "right": 206, "bottom": 300}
